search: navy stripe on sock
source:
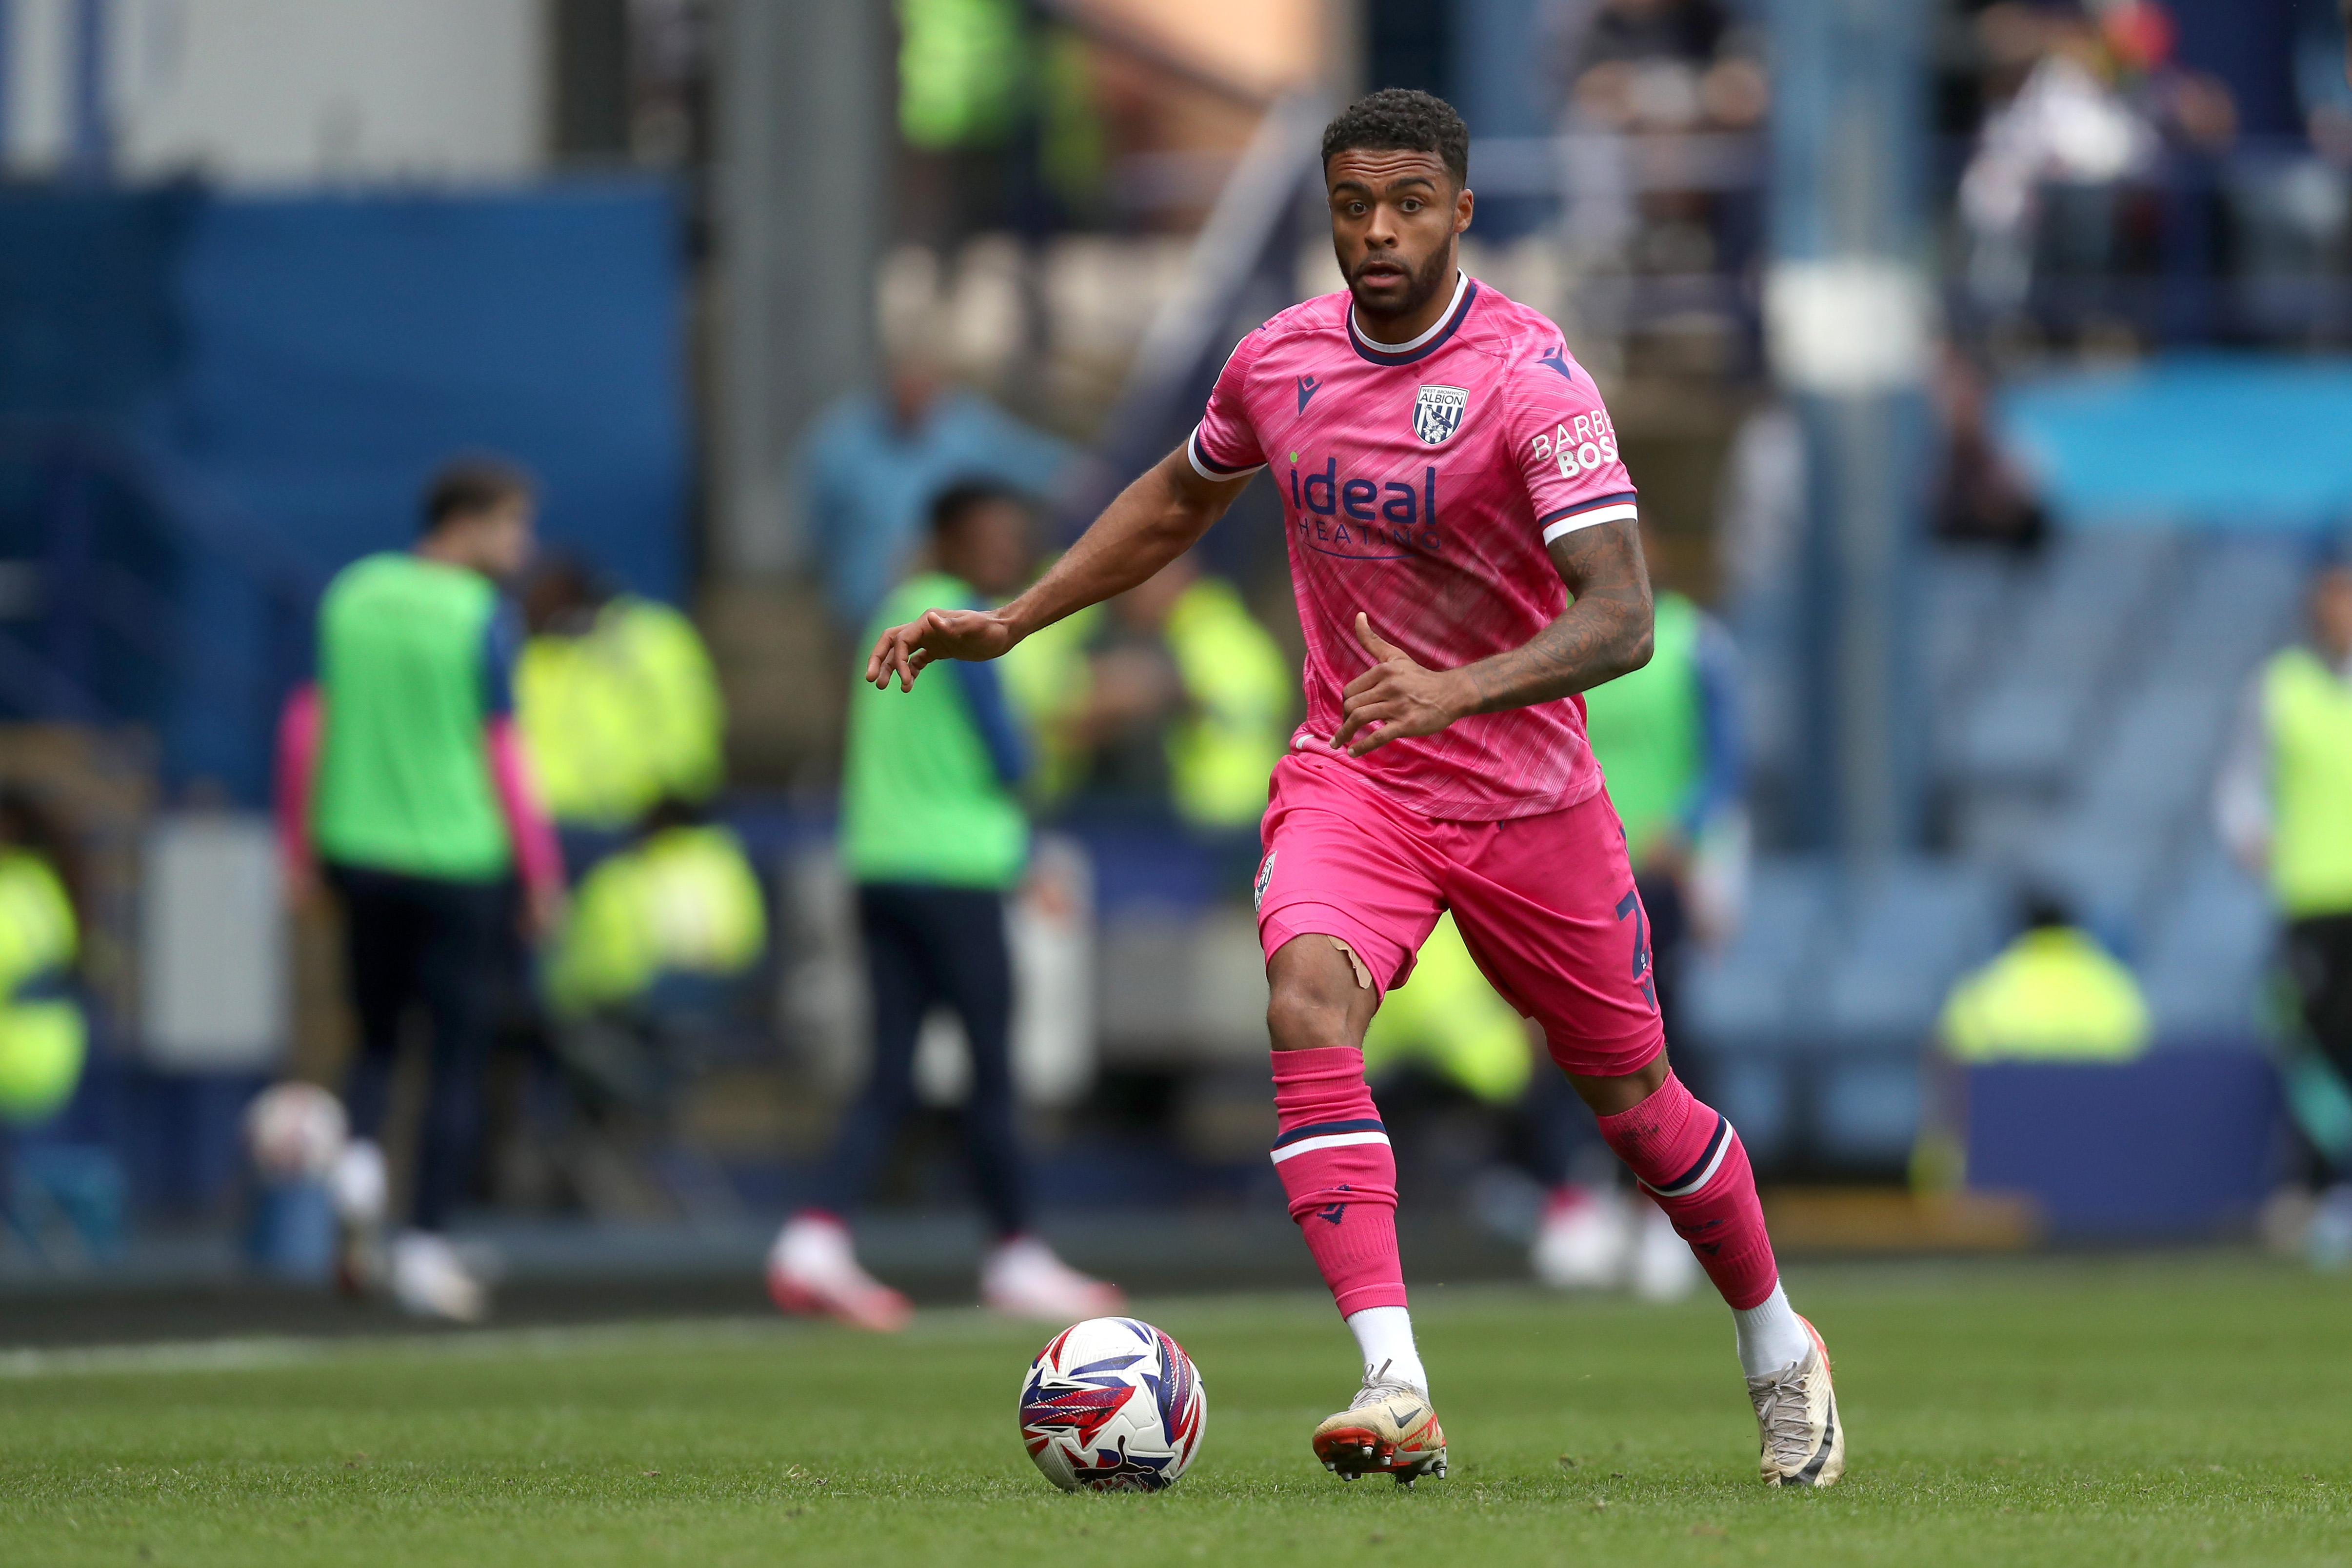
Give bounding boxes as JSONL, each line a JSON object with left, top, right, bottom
{"left": 1655, "top": 1113, "right": 1728, "bottom": 1195}
{"left": 1271, "top": 1116, "right": 1387, "bottom": 1149}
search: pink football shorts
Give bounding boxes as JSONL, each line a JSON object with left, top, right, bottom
{"left": 1253, "top": 749, "right": 1666, "bottom": 1079}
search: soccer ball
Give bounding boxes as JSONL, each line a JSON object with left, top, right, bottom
{"left": 242, "top": 1082, "right": 348, "bottom": 1183}
{"left": 1018, "top": 1316, "right": 1206, "bottom": 1492}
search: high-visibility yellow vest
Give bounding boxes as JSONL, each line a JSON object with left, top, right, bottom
{"left": 519, "top": 598, "right": 725, "bottom": 831}
{"left": 0, "top": 851, "right": 82, "bottom": 1125}
{"left": 2264, "top": 646, "right": 2352, "bottom": 918}
{"left": 1161, "top": 578, "right": 1293, "bottom": 832}
{"left": 1938, "top": 926, "right": 2152, "bottom": 1063}
{"left": 1362, "top": 913, "right": 1533, "bottom": 1105}
{"left": 547, "top": 826, "right": 767, "bottom": 1017}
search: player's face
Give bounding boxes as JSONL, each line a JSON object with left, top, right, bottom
{"left": 1324, "top": 149, "right": 1474, "bottom": 323}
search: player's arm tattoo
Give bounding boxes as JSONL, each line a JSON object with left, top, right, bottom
{"left": 1458, "top": 517, "right": 1654, "bottom": 714}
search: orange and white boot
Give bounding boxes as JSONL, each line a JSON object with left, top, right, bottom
{"left": 1748, "top": 1316, "right": 1845, "bottom": 1488}
{"left": 1311, "top": 1360, "right": 1447, "bottom": 1486}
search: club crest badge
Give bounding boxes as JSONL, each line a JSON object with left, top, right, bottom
{"left": 1254, "top": 850, "right": 1277, "bottom": 913}
{"left": 1412, "top": 385, "right": 1467, "bottom": 445}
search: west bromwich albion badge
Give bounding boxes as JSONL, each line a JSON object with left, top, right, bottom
{"left": 1413, "top": 385, "right": 1467, "bottom": 445}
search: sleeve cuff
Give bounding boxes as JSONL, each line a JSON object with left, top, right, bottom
{"left": 1539, "top": 498, "right": 1639, "bottom": 543}
{"left": 1188, "top": 427, "right": 1266, "bottom": 482}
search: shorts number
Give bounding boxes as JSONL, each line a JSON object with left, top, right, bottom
{"left": 1615, "top": 889, "right": 1658, "bottom": 1014}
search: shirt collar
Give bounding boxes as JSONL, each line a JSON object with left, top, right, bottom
{"left": 1349, "top": 269, "right": 1473, "bottom": 363}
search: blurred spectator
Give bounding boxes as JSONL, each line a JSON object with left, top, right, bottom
{"left": 1933, "top": 349, "right": 2050, "bottom": 553}
{"left": 1912, "top": 890, "right": 2152, "bottom": 1193}
{"left": 0, "top": 789, "right": 84, "bottom": 1130}
{"left": 2293, "top": 0, "right": 2352, "bottom": 161}
{"left": 1017, "top": 554, "right": 1291, "bottom": 849}
{"left": 1938, "top": 892, "right": 2152, "bottom": 1065}
{"left": 1543, "top": 0, "right": 1767, "bottom": 273}
{"left": 1958, "top": 4, "right": 2159, "bottom": 320}
{"left": 799, "top": 348, "right": 1075, "bottom": 633}
{"left": 2215, "top": 549, "right": 2352, "bottom": 1264}
{"left": 545, "top": 805, "right": 766, "bottom": 1023}
{"left": 276, "top": 458, "right": 565, "bottom": 1323}
{"left": 1528, "top": 531, "right": 1744, "bottom": 1299}
{"left": 517, "top": 554, "right": 726, "bottom": 864}
{"left": 769, "top": 480, "right": 1120, "bottom": 1330}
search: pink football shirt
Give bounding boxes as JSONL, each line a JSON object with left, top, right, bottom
{"left": 1189, "top": 271, "right": 1638, "bottom": 821}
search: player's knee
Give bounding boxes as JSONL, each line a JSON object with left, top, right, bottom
{"left": 1265, "top": 975, "right": 1365, "bottom": 1053}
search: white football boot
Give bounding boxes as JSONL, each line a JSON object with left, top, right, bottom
{"left": 1312, "top": 1360, "right": 1448, "bottom": 1486}
{"left": 1629, "top": 1202, "right": 1702, "bottom": 1302}
{"left": 979, "top": 1236, "right": 1125, "bottom": 1323}
{"left": 389, "top": 1231, "right": 488, "bottom": 1324}
{"left": 1748, "top": 1316, "right": 1845, "bottom": 1488}
{"left": 767, "top": 1213, "right": 913, "bottom": 1332}
{"left": 1530, "top": 1184, "right": 1630, "bottom": 1290}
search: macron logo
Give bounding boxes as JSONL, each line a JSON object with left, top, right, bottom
{"left": 1296, "top": 373, "right": 1322, "bottom": 413}
{"left": 1538, "top": 345, "right": 1575, "bottom": 382}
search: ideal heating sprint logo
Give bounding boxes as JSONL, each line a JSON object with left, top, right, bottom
{"left": 1283, "top": 454, "right": 1443, "bottom": 560}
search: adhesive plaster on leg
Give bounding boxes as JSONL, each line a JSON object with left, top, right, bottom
{"left": 1329, "top": 936, "right": 1373, "bottom": 991}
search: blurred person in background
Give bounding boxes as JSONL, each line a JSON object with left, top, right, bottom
{"left": 1531, "top": 524, "right": 1744, "bottom": 1300}
{"left": 517, "top": 553, "right": 726, "bottom": 874}
{"left": 1912, "top": 890, "right": 2151, "bottom": 1194}
{"left": 2216, "top": 549, "right": 2352, "bottom": 1266}
{"left": 800, "top": 347, "right": 1076, "bottom": 635}
{"left": 1933, "top": 350, "right": 2050, "bottom": 554}
{"left": 1010, "top": 553, "right": 1291, "bottom": 877}
{"left": 1544, "top": 0, "right": 1769, "bottom": 273}
{"left": 277, "top": 459, "right": 565, "bottom": 1323}
{"left": 768, "top": 480, "right": 1121, "bottom": 1330}
{"left": 0, "top": 790, "right": 85, "bottom": 1132}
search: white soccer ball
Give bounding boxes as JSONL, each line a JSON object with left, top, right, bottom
{"left": 1018, "top": 1316, "right": 1207, "bottom": 1492}
{"left": 243, "top": 1081, "right": 348, "bottom": 1183}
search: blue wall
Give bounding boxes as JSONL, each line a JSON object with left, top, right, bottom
{"left": 0, "top": 180, "right": 690, "bottom": 800}
{"left": 176, "top": 181, "right": 689, "bottom": 604}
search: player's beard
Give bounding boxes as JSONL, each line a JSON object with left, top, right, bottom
{"left": 1347, "top": 242, "right": 1455, "bottom": 326}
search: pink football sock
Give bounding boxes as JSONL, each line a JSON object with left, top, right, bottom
{"left": 1270, "top": 1046, "right": 1406, "bottom": 1316}
{"left": 1595, "top": 1072, "right": 1779, "bottom": 1310}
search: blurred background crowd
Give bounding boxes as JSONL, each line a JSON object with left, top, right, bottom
{"left": 2, "top": 0, "right": 2351, "bottom": 1318}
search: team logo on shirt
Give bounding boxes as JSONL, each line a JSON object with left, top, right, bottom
{"left": 1412, "top": 385, "right": 1468, "bottom": 445}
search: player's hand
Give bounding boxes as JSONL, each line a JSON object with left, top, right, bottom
{"left": 1332, "top": 615, "right": 1476, "bottom": 757}
{"left": 865, "top": 609, "right": 1016, "bottom": 691}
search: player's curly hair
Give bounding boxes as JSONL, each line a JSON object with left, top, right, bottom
{"left": 1320, "top": 88, "right": 1470, "bottom": 189}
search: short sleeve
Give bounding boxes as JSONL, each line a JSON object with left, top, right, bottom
{"left": 1186, "top": 331, "right": 1269, "bottom": 481}
{"left": 1508, "top": 347, "right": 1639, "bottom": 544}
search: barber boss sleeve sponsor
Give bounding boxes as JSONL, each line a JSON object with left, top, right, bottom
{"left": 1530, "top": 409, "right": 1620, "bottom": 478}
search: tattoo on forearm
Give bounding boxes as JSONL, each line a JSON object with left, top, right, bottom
{"left": 1462, "top": 519, "right": 1653, "bottom": 714}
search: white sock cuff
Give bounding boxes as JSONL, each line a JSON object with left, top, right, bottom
{"left": 1344, "top": 1305, "right": 1428, "bottom": 1394}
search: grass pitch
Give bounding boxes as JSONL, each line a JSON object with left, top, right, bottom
{"left": 3, "top": 1254, "right": 2350, "bottom": 1567}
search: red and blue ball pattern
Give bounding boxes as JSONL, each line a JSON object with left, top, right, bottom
{"left": 1018, "top": 1316, "right": 1207, "bottom": 1492}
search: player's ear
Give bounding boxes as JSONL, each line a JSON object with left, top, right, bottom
{"left": 1454, "top": 184, "right": 1474, "bottom": 234}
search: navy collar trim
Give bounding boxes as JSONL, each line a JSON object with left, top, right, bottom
{"left": 1348, "top": 274, "right": 1477, "bottom": 367}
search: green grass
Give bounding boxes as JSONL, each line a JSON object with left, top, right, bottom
{"left": 3, "top": 1255, "right": 2351, "bottom": 1567}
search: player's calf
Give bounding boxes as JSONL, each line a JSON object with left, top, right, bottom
{"left": 1595, "top": 1070, "right": 1846, "bottom": 1486}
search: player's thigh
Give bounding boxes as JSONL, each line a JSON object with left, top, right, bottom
{"left": 1444, "top": 793, "right": 1664, "bottom": 1081}
{"left": 1254, "top": 762, "right": 1447, "bottom": 998}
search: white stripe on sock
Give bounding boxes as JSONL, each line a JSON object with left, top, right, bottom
{"left": 1269, "top": 1130, "right": 1392, "bottom": 1165}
